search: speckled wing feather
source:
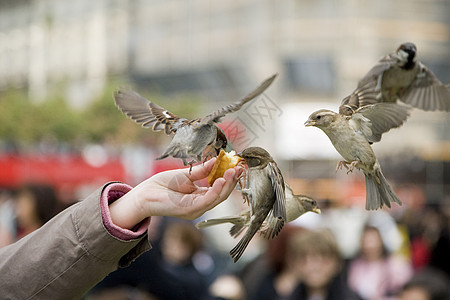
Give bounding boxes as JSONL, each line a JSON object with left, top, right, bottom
{"left": 267, "top": 161, "right": 286, "bottom": 237}
{"left": 114, "top": 89, "right": 188, "bottom": 135}
{"left": 400, "top": 63, "right": 450, "bottom": 111}
{"left": 351, "top": 103, "right": 410, "bottom": 143}
{"left": 200, "top": 73, "right": 278, "bottom": 124}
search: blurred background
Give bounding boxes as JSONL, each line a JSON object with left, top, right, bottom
{"left": 0, "top": 0, "right": 449, "bottom": 299}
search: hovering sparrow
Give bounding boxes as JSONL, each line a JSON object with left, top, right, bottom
{"left": 229, "top": 147, "right": 286, "bottom": 262}
{"left": 114, "top": 73, "right": 278, "bottom": 169}
{"left": 196, "top": 183, "right": 320, "bottom": 238}
{"left": 340, "top": 42, "right": 450, "bottom": 115}
{"left": 305, "top": 103, "right": 410, "bottom": 210}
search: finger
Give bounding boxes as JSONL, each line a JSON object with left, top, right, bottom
{"left": 218, "top": 168, "right": 238, "bottom": 200}
{"left": 202, "top": 168, "right": 238, "bottom": 211}
{"left": 202, "top": 177, "right": 227, "bottom": 210}
{"left": 186, "top": 157, "right": 217, "bottom": 182}
{"left": 192, "top": 167, "right": 239, "bottom": 214}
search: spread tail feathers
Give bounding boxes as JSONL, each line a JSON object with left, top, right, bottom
{"left": 230, "top": 225, "right": 259, "bottom": 263}
{"left": 365, "top": 167, "right": 401, "bottom": 210}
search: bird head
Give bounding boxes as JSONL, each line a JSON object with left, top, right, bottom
{"left": 304, "top": 109, "right": 337, "bottom": 129}
{"left": 215, "top": 126, "right": 228, "bottom": 153}
{"left": 300, "top": 196, "right": 321, "bottom": 214}
{"left": 396, "top": 42, "right": 417, "bottom": 69}
{"left": 237, "top": 146, "right": 273, "bottom": 168}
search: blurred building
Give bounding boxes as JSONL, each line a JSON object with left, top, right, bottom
{"left": 1, "top": 0, "right": 448, "bottom": 104}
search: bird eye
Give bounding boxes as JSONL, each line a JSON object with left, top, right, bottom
{"left": 316, "top": 115, "right": 321, "bottom": 120}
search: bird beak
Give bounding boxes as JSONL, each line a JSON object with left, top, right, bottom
{"left": 304, "top": 119, "right": 315, "bottom": 127}
{"left": 235, "top": 152, "right": 245, "bottom": 162}
{"left": 312, "top": 207, "right": 321, "bottom": 214}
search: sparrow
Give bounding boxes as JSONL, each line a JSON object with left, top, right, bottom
{"left": 114, "top": 73, "right": 278, "bottom": 169}
{"left": 305, "top": 103, "right": 410, "bottom": 210}
{"left": 229, "top": 147, "right": 286, "bottom": 262}
{"left": 339, "top": 42, "right": 450, "bottom": 115}
{"left": 196, "top": 183, "right": 320, "bottom": 238}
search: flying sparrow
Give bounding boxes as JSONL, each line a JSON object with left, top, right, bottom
{"left": 196, "top": 183, "right": 320, "bottom": 238}
{"left": 339, "top": 42, "right": 450, "bottom": 115}
{"left": 305, "top": 103, "right": 410, "bottom": 210}
{"left": 114, "top": 73, "right": 278, "bottom": 169}
{"left": 229, "top": 147, "right": 286, "bottom": 262}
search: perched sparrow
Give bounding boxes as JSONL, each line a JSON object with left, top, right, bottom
{"left": 196, "top": 183, "right": 320, "bottom": 238}
{"left": 229, "top": 147, "right": 286, "bottom": 262}
{"left": 114, "top": 73, "right": 278, "bottom": 169}
{"left": 305, "top": 103, "right": 410, "bottom": 210}
{"left": 340, "top": 42, "right": 450, "bottom": 115}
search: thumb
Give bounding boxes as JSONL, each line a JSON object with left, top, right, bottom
{"left": 186, "top": 158, "right": 217, "bottom": 182}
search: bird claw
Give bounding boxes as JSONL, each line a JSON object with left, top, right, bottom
{"left": 241, "top": 187, "right": 251, "bottom": 204}
{"left": 187, "top": 160, "right": 196, "bottom": 174}
{"left": 241, "top": 188, "right": 250, "bottom": 196}
{"left": 336, "top": 160, "right": 359, "bottom": 174}
{"left": 238, "top": 168, "right": 247, "bottom": 182}
{"left": 336, "top": 161, "right": 349, "bottom": 172}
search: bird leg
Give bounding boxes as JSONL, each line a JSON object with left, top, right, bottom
{"left": 238, "top": 169, "right": 250, "bottom": 204}
{"left": 347, "top": 160, "right": 359, "bottom": 173}
{"left": 241, "top": 188, "right": 251, "bottom": 204}
{"left": 202, "top": 155, "right": 211, "bottom": 165}
{"left": 186, "top": 159, "right": 197, "bottom": 174}
{"left": 237, "top": 167, "right": 247, "bottom": 183}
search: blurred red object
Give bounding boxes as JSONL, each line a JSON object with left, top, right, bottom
{"left": 0, "top": 153, "right": 126, "bottom": 191}
{"left": 410, "top": 236, "right": 431, "bottom": 270}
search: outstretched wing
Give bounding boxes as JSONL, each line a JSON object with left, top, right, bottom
{"left": 200, "top": 73, "right": 278, "bottom": 124}
{"left": 400, "top": 63, "right": 450, "bottom": 111}
{"left": 114, "top": 89, "right": 187, "bottom": 135}
{"left": 350, "top": 103, "right": 410, "bottom": 143}
{"left": 357, "top": 53, "right": 398, "bottom": 89}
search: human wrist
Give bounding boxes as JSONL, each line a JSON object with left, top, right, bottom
{"left": 106, "top": 183, "right": 149, "bottom": 231}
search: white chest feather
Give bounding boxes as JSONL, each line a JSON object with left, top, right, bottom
{"left": 247, "top": 168, "right": 271, "bottom": 207}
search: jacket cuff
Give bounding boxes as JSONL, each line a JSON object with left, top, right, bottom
{"left": 73, "top": 183, "right": 151, "bottom": 267}
{"left": 100, "top": 183, "right": 150, "bottom": 241}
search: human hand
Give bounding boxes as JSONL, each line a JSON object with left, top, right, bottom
{"left": 110, "top": 158, "right": 244, "bottom": 229}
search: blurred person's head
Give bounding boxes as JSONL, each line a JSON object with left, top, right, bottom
{"left": 401, "top": 268, "right": 449, "bottom": 300}
{"left": 266, "top": 225, "right": 306, "bottom": 273}
{"left": 15, "top": 183, "right": 58, "bottom": 233}
{"left": 287, "top": 229, "right": 341, "bottom": 293}
{"left": 359, "top": 225, "right": 387, "bottom": 261}
{"left": 161, "top": 221, "right": 203, "bottom": 266}
{"left": 209, "top": 274, "right": 245, "bottom": 300}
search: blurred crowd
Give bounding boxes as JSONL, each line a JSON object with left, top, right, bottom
{"left": 0, "top": 177, "right": 448, "bottom": 300}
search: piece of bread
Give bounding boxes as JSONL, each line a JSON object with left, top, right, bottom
{"left": 208, "top": 150, "right": 242, "bottom": 186}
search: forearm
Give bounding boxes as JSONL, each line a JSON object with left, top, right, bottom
{"left": 0, "top": 183, "right": 150, "bottom": 299}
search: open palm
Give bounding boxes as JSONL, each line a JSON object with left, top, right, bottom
{"left": 136, "top": 158, "right": 242, "bottom": 220}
